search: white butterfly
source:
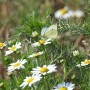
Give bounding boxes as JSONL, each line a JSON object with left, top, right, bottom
{"left": 41, "top": 24, "right": 58, "bottom": 39}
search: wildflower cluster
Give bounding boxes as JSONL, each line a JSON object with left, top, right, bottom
{"left": 0, "top": 31, "right": 59, "bottom": 89}
{"left": 0, "top": 0, "right": 90, "bottom": 90}
{"left": 1, "top": 26, "right": 89, "bottom": 90}
{"left": 0, "top": 24, "right": 90, "bottom": 90}
{"left": 54, "top": 6, "right": 84, "bottom": 19}
{"left": 18, "top": 35, "right": 58, "bottom": 88}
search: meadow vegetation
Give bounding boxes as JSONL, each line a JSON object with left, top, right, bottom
{"left": 0, "top": 0, "right": 90, "bottom": 90}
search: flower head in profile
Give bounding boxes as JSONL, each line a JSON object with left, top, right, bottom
{"left": 32, "top": 31, "right": 38, "bottom": 37}
{"left": 7, "top": 59, "right": 27, "bottom": 73}
{"left": 77, "top": 59, "right": 90, "bottom": 67}
{"left": 5, "top": 42, "right": 21, "bottom": 56}
{"left": 0, "top": 82, "right": 4, "bottom": 87}
{"left": 74, "top": 10, "right": 84, "bottom": 18}
{"left": 54, "top": 6, "right": 74, "bottom": 19}
{"left": 31, "top": 64, "right": 57, "bottom": 75}
{"left": 53, "top": 82, "right": 75, "bottom": 90}
{"left": 73, "top": 50, "right": 79, "bottom": 56}
{"left": 31, "top": 39, "right": 51, "bottom": 47}
{"left": 0, "top": 42, "right": 6, "bottom": 49}
{"left": 20, "top": 74, "right": 42, "bottom": 88}
{"left": 28, "top": 51, "right": 43, "bottom": 58}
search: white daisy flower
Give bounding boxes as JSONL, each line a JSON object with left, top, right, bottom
{"left": 32, "top": 31, "right": 38, "bottom": 37}
{"left": 20, "top": 74, "right": 42, "bottom": 88}
{"left": 73, "top": 50, "right": 79, "bottom": 56}
{"left": 53, "top": 82, "right": 75, "bottom": 90}
{"left": 7, "top": 59, "right": 27, "bottom": 72}
{"left": 54, "top": 6, "right": 74, "bottom": 19}
{"left": 28, "top": 51, "right": 43, "bottom": 58}
{"left": 31, "top": 64, "right": 57, "bottom": 75}
{"left": 5, "top": 42, "right": 21, "bottom": 56}
{"left": 74, "top": 10, "right": 84, "bottom": 18}
{"left": 77, "top": 59, "right": 90, "bottom": 67}
{"left": 0, "top": 42, "right": 6, "bottom": 49}
{"left": 31, "top": 39, "right": 51, "bottom": 47}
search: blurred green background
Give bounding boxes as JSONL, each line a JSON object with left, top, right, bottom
{"left": 0, "top": 0, "right": 89, "bottom": 40}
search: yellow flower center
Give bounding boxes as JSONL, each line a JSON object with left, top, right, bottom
{"left": 34, "top": 52, "right": 40, "bottom": 57}
{"left": 26, "top": 78, "right": 34, "bottom": 83}
{"left": 40, "top": 67, "right": 48, "bottom": 73}
{"left": 0, "top": 43, "right": 4, "bottom": 48}
{"left": 83, "top": 60, "right": 90, "bottom": 65}
{"left": 59, "top": 87, "right": 67, "bottom": 90}
{"left": 60, "top": 9, "right": 67, "bottom": 15}
{"left": 39, "top": 40, "right": 45, "bottom": 45}
{"left": 10, "top": 46, "right": 16, "bottom": 51}
{"left": 13, "top": 62, "right": 20, "bottom": 67}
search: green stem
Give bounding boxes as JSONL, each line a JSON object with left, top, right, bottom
{"left": 63, "top": 62, "right": 67, "bottom": 80}
{"left": 35, "top": 57, "right": 39, "bottom": 66}
{"left": 44, "top": 75, "right": 50, "bottom": 90}
{"left": 32, "top": 85, "right": 35, "bottom": 90}
{"left": 40, "top": 45, "right": 47, "bottom": 64}
{"left": 9, "top": 75, "right": 17, "bottom": 89}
